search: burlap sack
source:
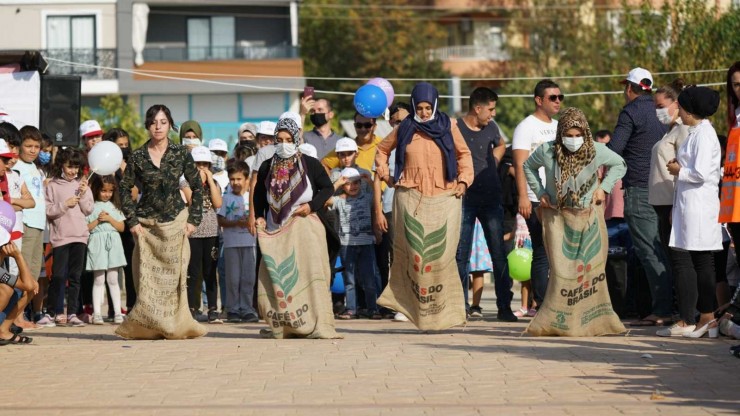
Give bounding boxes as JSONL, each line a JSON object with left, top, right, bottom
{"left": 257, "top": 215, "right": 340, "bottom": 339}
{"left": 116, "top": 210, "right": 207, "bottom": 340}
{"left": 527, "top": 205, "right": 626, "bottom": 336}
{"left": 378, "top": 188, "right": 466, "bottom": 331}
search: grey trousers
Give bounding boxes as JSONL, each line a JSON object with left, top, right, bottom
{"left": 224, "top": 246, "right": 257, "bottom": 315}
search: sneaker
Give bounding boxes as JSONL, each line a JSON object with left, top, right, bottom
{"left": 392, "top": 312, "right": 409, "bottom": 322}
{"left": 92, "top": 314, "right": 104, "bottom": 325}
{"left": 469, "top": 306, "right": 483, "bottom": 318}
{"left": 67, "top": 314, "right": 86, "bottom": 327}
{"left": 36, "top": 314, "right": 56, "bottom": 328}
{"left": 527, "top": 308, "right": 538, "bottom": 317}
{"left": 54, "top": 315, "right": 67, "bottom": 326}
{"left": 113, "top": 314, "right": 124, "bottom": 324}
{"left": 226, "top": 313, "right": 242, "bottom": 323}
{"left": 191, "top": 309, "right": 209, "bottom": 323}
{"left": 513, "top": 308, "right": 528, "bottom": 318}
{"left": 656, "top": 323, "right": 696, "bottom": 337}
{"left": 208, "top": 310, "right": 223, "bottom": 324}
{"left": 497, "top": 309, "right": 519, "bottom": 322}
{"left": 241, "top": 313, "right": 259, "bottom": 323}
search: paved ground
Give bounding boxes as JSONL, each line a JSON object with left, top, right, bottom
{"left": 3, "top": 291, "right": 739, "bottom": 416}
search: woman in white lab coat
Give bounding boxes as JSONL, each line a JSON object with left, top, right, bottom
{"left": 660, "top": 86, "right": 722, "bottom": 339}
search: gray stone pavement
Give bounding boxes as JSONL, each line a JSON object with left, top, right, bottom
{"left": 2, "top": 289, "right": 739, "bottom": 416}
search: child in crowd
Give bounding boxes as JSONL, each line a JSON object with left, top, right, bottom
{"left": 86, "top": 175, "right": 126, "bottom": 325}
{"left": 45, "top": 148, "right": 94, "bottom": 327}
{"left": 218, "top": 161, "right": 258, "bottom": 323}
{"left": 37, "top": 133, "right": 53, "bottom": 175}
{"left": 330, "top": 167, "right": 381, "bottom": 320}
{"left": 9, "top": 126, "right": 49, "bottom": 326}
{"left": 330, "top": 138, "right": 373, "bottom": 194}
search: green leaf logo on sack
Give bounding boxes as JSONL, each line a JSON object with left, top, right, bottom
{"left": 263, "top": 250, "right": 299, "bottom": 309}
{"left": 404, "top": 211, "right": 447, "bottom": 275}
{"left": 562, "top": 217, "right": 600, "bottom": 285}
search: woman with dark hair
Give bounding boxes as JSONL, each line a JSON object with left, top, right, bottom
{"left": 116, "top": 104, "right": 206, "bottom": 340}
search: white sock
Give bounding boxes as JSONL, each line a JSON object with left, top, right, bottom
{"left": 106, "top": 268, "right": 122, "bottom": 315}
{"left": 92, "top": 271, "right": 106, "bottom": 316}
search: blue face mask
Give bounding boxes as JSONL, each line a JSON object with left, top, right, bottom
{"left": 38, "top": 151, "right": 51, "bottom": 165}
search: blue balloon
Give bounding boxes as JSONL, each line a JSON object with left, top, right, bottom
{"left": 354, "top": 84, "right": 387, "bottom": 118}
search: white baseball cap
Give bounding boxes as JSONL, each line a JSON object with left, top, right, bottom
{"left": 208, "top": 138, "right": 228, "bottom": 152}
{"left": 0, "top": 139, "right": 17, "bottom": 158}
{"left": 340, "top": 167, "right": 361, "bottom": 180}
{"left": 621, "top": 67, "right": 653, "bottom": 91}
{"left": 191, "top": 145, "right": 212, "bottom": 163}
{"left": 335, "top": 137, "right": 358, "bottom": 153}
{"left": 80, "top": 120, "right": 103, "bottom": 138}
{"left": 298, "top": 143, "right": 317, "bottom": 158}
{"left": 257, "top": 121, "right": 277, "bottom": 136}
{"left": 279, "top": 111, "right": 303, "bottom": 129}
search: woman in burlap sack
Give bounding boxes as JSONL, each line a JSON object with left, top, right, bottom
{"left": 523, "top": 107, "right": 627, "bottom": 336}
{"left": 252, "top": 117, "right": 340, "bottom": 339}
{"left": 375, "top": 82, "right": 473, "bottom": 331}
{"left": 116, "top": 104, "right": 207, "bottom": 340}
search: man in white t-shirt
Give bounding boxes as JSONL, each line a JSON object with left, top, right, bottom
{"left": 512, "top": 79, "right": 561, "bottom": 312}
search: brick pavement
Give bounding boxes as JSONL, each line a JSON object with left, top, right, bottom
{"left": 2, "top": 293, "right": 738, "bottom": 416}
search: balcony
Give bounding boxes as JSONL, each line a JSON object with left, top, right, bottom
{"left": 430, "top": 45, "right": 509, "bottom": 61}
{"left": 43, "top": 48, "right": 117, "bottom": 80}
{"left": 142, "top": 43, "right": 300, "bottom": 62}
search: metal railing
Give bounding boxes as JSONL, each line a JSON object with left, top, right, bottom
{"left": 143, "top": 44, "right": 300, "bottom": 62}
{"left": 429, "top": 45, "right": 509, "bottom": 61}
{"left": 43, "top": 48, "right": 117, "bottom": 79}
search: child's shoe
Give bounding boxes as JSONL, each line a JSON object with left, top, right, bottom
{"left": 67, "top": 314, "right": 85, "bottom": 327}
{"left": 92, "top": 314, "right": 104, "bottom": 325}
{"left": 36, "top": 314, "right": 56, "bottom": 328}
{"left": 113, "top": 314, "right": 124, "bottom": 324}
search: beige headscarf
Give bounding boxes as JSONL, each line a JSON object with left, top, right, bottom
{"left": 554, "top": 107, "right": 597, "bottom": 208}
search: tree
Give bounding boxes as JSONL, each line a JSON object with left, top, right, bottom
{"left": 299, "top": 0, "right": 451, "bottom": 120}
{"left": 80, "top": 95, "right": 148, "bottom": 148}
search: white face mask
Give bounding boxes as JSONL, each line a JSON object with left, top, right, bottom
{"left": 275, "top": 143, "right": 297, "bottom": 159}
{"left": 562, "top": 136, "right": 584, "bottom": 153}
{"left": 656, "top": 107, "right": 675, "bottom": 125}
{"left": 183, "top": 138, "right": 201, "bottom": 146}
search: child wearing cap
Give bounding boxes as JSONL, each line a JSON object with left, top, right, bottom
{"left": 80, "top": 120, "right": 103, "bottom": 152}
{"left": 208, "top": 139, "right": 229, "bottom": 193}
{"left": 0, "top": 200, "right": 38, "bottom": 345}
{"left": 185, "top": 146, "right": 222, "bottom": 322}
{"left": 328, "top": 167, "right": 382, "bottom": 320}
{"left": 330, "top": 138, "right": 373, "bottom": 195}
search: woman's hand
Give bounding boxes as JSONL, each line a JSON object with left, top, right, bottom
{"left": 453, "top": 182, "right": 467, "bottom": 198}
{"left": 666, "top": 159, "right": 681, "bottom": 176}
{"left": 184, "top": 223, "right": 196, "bottom": 237}
{"left": 292, "top": 203, "right": 311, "bottom": 217}
{"left": 593, "top": 188, "right": 606, "bottom": 206}
{"left": 130, "top": 224, "right": 146, "bottom": 238}
{"left": 255, "top": 217, "right": 266, "bottom": 230}
{"left": 539, "top": 194, "right": 552, "bottom": 209}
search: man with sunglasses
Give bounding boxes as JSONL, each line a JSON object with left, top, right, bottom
{"left": 322, "top": 113, "right": 383, "bottom": 174}
{"left": 607, "top": 67, "right": 671, "bottom": 327}
{"left": 512, "top": 79, "right": 562, "bottom": 313}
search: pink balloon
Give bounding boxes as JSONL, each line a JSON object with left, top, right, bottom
{"left": 367, "top": 77, "right": 394, "bottom": 108}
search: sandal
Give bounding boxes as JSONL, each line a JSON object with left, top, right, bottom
{"left": 513, "top": 308, "right": 528, "bottom": 318}
{"left": 337, "top": 311, "right": 356, "bottom": 320}
{"left": 0, "top": 334, "right": 33, "bottom": 345}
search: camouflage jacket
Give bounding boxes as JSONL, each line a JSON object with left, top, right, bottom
{"left": 120, "top": 140, "right": 203, "bottom": 227}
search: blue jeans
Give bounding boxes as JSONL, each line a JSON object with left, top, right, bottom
{"left": 623, "top": 187, "right": 672, "bottom": 317}
{"left": 340, "top": 244, "right": 381, "bottom": 313}
{"left": 456, "top": 198, "right": 513, "bottom": 310}
{"left": 523, "top": 202, "right": 550, "bottom": 306}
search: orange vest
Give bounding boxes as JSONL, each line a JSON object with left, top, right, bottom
{"left": 719, "top": 127, "right": 740, "bottom": 222}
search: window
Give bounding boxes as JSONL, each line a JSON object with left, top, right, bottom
{"left": 187, "top": 17, "right": 235, "bottom": 60}
{"left": 46, "top": 15, "right": 97, "bottom": 69}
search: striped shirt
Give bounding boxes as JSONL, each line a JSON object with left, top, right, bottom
{"left": 607, "top": 95, "right": 666, "bottom": 188}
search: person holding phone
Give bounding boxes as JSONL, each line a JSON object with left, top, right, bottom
{"left": 303, "top": 92, "right": 341, "bottom": 160}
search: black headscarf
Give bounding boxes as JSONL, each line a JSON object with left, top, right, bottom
{"left": 394, "top": 82, "right": 457, "bottom": 182}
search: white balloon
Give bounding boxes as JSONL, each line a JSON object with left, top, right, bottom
{"left": 88, "top": 141, "right": 123, "bottom": 176}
